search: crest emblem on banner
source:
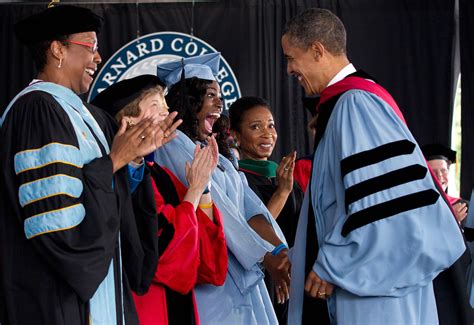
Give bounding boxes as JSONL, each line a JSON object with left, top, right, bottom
{"left": 88, "top": 32, "right": 241, "bottom": 110}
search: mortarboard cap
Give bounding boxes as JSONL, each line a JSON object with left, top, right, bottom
{"left": 156, "top": 52, "right": 221, "bottom": 88}
{"left": 14, "top": 5, "right": 103, "bottom": 45}
{"left": 90, "top": 75, "right": 163, "bottom": 117}
{"left": 421, "top": 143, "right": 457, "bottom": 164}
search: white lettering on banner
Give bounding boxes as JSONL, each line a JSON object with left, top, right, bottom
{"left": 89, "top": 31, "right": 241, "bottom": 111}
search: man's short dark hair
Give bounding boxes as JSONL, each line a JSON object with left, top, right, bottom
{"left": 283, "top": 8, "right": 347, "bottom": 56}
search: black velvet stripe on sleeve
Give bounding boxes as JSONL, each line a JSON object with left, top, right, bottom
{"left": 17, "top": 163, "right": 81, "bottom": 185}
{"left": 340, "top": 140, "right": 416, "bottom": 178}
{"left": 341, "top": 189, "right": 439, "bottom": 237}
{"left": 22, "top": 194, "right": 80, "bottom": 220}
{"left": 344, "top": 164, "right": 428, "bottom": 211}
{"left": 464, "top": 227, "right": 474, "bottom": 242}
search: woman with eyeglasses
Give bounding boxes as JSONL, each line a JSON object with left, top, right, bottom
{"left": 0, "top": 5, "right": 179, "bottom": 324}
{"left": 422, "top": 144, "right": 469, "bottom": 223}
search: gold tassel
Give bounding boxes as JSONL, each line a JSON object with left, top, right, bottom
{"left": 48, "top": 0, "right": 60, "bottom": 8}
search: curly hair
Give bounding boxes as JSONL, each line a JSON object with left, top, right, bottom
{"left": 166, "top": 77, "right": 210, "bottom": 142}
{"left": 166, "top": 77, "right": 231, "bottom": 158}
{"left": 212, "top": 114, "right": 233, "bottom": 161}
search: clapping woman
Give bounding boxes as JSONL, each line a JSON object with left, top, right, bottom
{"left": 91, "top": 75, "right": 227, "bottom": 325}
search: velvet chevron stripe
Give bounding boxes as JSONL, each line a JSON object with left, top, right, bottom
{"left": 18, "top": 174, "right": 83, "bottom": 207}
{"left": 24, "top": 203, "right": 85, "bottom": 239}
{"left": 341, "top": 189, "right": 439, "bottom": 237}
{"left": 14, "top": 142, "right": 83, "bottom": 174}
{"left": 340, "top": 140, "right": 416, "bottom": 178}
{"left": 344, "top": 164, "right": 428, "bottom": 211}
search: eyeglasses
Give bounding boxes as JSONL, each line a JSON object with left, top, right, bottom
{"left": 65, "top": 40, "right": 99, "bottom": 54}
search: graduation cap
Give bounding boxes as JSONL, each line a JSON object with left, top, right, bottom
{"left": 14, "top": 5, "right": 103, "bottom": 45}
{"left": 421, "top": 143, "right": 457, "bottom": 164}
{"left": 90, "top": 75, "right": 163, "bottom": 117}
{"left": 156, "top": 52, "right": 221, "bottom": 88}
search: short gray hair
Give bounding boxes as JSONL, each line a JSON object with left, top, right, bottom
{"left": 283, "top": 8, "right": 347, "bottom": 56}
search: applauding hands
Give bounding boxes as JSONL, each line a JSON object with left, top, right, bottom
{"left": 109, "top": 112, "right": 182, "bottom": 172}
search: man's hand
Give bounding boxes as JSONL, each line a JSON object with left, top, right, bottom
{"left": 304, "top": 270, "right": 334, "bottom": 300}
{"left": 453, "top": 201, "right": 468, "bottom": 223}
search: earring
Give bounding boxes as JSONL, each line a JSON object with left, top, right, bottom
{"left": 57, "top": 58, "right": 62, "bottom": 69}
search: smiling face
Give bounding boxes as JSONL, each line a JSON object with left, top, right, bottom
{"left": 428, "top": 159, "right": 450, "bottom": 192}
{"left": 196, "top": 80, "right": 223, "bottom": 140}
{"left": 135, "top": 92, "right": 169, "bottom": 124}
{"left": 234, "top": 105, "right": 277, "bottom": 161}
{"left": 282, "top": 34, "right": 328, "bottom": 96}
{"left": 57, "top": 31, "right": 101, "bottom": 94}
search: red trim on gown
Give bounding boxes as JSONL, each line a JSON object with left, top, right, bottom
{"left": 319, "top": 76, "right": 458, "bottom": 218}
{"left": 293, "top": 158, "right": 312, "bottom": 193}
{"left": 133, "top": 165, "right": 227, "bottom": 325}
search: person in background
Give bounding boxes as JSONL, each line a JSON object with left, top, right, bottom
{"left": 0, "top": 5, "right": 179, "bottom": 324}
{"left": 293, "top": 96, "right": 319, "bottom": 192}
{"left": 229, "top": 96, "right": 303, "bottom": 323}
{"left": 91, "top": 74, "right": 227, "bottom": 325}
{"left": 282, "top": 8, "right": 471, "bottom": 325}
{"left": 211, "top": 113, "right": 240, "bottom": 168}
{"left": 422, "top": 143, "right": 468, "bottom": 223}
{"left": 155, "top": 53, "right": 289, "bottom": 324}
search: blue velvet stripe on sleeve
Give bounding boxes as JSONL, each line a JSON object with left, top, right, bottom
{"left": 18, "top": 174, "right": 83, "bottom": 207}
{"left": 14, "top": 142, "right": 83, "bottom": 175}
{"left": 24, "top": 203, "right": 85, "bottom": 239}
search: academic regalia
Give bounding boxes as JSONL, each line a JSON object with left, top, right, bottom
{"left": 132, "top": 162, "right": 227, "bottom": 325}
{"left": 154, "top": 130, "right": 286, "bottom": 325}
{"left": 238, "top": 159, "right": 303, "bottom": 324}
{"left": 0, "top": 81, "right": 158, "bottom": 324}
{"left": 420, "top": 143, "right": 470, "bottom": 220}
{"left": 464, "top": 191, "right": 474, "bottom": 308}
{"left": 293, "top": 156, "right": 313, "bottom": 193}
{"left": 238, "top": 159, "right": 302, "bottom": 247}
{"left": 288, "top": 71, "right": 471, "bottom": 324}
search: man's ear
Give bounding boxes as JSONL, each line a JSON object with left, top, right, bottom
{"left": 310, "top": 41, "right": 325, "bottom": 61}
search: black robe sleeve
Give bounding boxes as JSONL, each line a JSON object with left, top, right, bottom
{"left": 6, "top": 91, "right": 120, "bottom": 302}
{"left": 120, "top": 166, "right": 159, "bottom": 295}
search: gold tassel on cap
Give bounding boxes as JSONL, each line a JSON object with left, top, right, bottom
{"left": 48, "top": 0, "right": 60, "bottom": 8}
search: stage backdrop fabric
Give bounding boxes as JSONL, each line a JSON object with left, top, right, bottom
{"left": 2, "top": 0, "right": 467, "bottom": 192}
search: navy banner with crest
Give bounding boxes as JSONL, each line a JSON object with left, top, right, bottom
{"left": 3, "top": 0, "right": 473, "bottom": 197}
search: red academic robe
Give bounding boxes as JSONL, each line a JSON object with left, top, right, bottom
{"left": 133, "top": 163, "right": 227, "bottom": 325}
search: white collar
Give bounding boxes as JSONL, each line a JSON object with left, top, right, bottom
{"left": 326, "top": 63, "right": 356, "bottom": 87}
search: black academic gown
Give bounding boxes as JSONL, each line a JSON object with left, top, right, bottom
{"left": 0, "top": 91, "right": 158, "bottom": 325}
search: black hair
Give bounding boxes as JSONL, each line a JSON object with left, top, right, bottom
{"left": 166, "top": 77, "right": 211, "bottom": 142}
{"left": 282, "top": 8, "right": 346, "bottom": 55}
{"left": 27, "top": 35, "right": 69, "bottom": 72}
{"left": 212, "top": 114, "right": 233, "bottom": 161}
{"left": 229, "top": 96, "right": 271, "bottom": 133}
{"left": 166, "top": 77, "right": 230, "bottom": 157}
